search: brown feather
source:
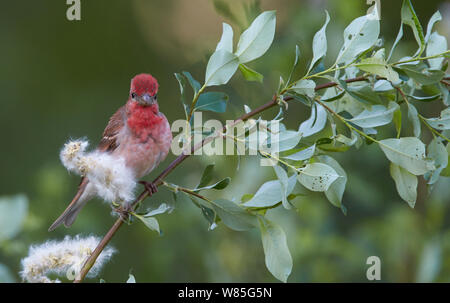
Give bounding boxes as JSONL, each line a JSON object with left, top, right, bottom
{"left": 48, "top": 177, "right": 89, "bottom": 231}
{"left": 97, "top": 105, "right": 127, "bottom": 152}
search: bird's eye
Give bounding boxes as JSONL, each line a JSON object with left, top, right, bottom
{"left": 131, "top": 92, "right": 137, "bottom": 99}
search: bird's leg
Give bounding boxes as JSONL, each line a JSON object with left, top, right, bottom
{"left": 139, "top": 181, "right": 158, "bottom": 195}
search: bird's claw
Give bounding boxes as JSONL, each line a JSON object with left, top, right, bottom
{"left": 113, "top": 203, "right": 132, "bottom": 222}
{"left": 139, "top": 181, "right": 158, "bottom": 195}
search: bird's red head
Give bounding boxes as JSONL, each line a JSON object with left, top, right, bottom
{"left": 130, "top": 73, "right": 159, "bottom": 106}
{"left": 127, "top": 74, "right": 163, "bottom": 136}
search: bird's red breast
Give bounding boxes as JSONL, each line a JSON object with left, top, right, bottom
{"left": 126, "top": 101, "right": 164, "bottom": 141}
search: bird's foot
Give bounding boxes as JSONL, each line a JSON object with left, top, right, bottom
{"left": 113, "top": 202, "right": 132, "bottom": 222}
{"left": 139, "top": 181, "right": 158, "bottom": 195}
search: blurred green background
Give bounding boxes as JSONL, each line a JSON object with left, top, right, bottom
{"left": 1, "top": 0, "right": 449, "bottom": 282}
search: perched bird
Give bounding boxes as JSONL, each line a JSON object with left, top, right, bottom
{"left": 49, "top": 73, "right": 172, "bottom": 231}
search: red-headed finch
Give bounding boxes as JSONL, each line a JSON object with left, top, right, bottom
{"left": 49, "top": 73, "right": 172, "bottom": 231}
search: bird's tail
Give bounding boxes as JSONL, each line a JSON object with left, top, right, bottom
{"left": 48, "top": 178, "right": 90, "bottom": 231}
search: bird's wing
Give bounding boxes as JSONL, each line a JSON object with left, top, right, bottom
{"left": 97, "top": 105, "right": 127, "bottom": 152}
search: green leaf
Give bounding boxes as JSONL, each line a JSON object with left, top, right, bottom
{"left": 205, "top": 49, "right": 239, "bottom": 86}
{"left": 441, "top": 82, "right": 449, "bottom": 106}
{"left": 335, "top": 132, "right": 358, "bottom": 146}
{"left": 213, "top": 178, "right": 231, "bottom": 190}
{"left": 283, "top": 144, "right": 316, "bottom": 161}
{"left": 293, "top": 44, "right": 301, "bottom": 68}
{"left": 211, "top": 199, "right": 256, "bottom": 231}
{"left": 238, "top": 64, "right": 263, "bottom": 83}
{"left": 135, "top": 215, "right": 160, "bottom": 234}
{"left": 197, "top": 164, "right": 214, "bottom": 188}
{"left": 390, "top": 163, "right": 418, "bottom": 208}
{"left": 126, "top": 274, "right": 136, "bottom": 283}
{"left": 144, "top": 203, "right": 173, "bottom": 217}
{"left": 374, "top": 79, "right": 394, "bottom": 92}
{"left": 407, "top": 103, "right": 421, "bottom": 137}
{"left": 394, "top": 107, "right": 402, "bottom": 137}
{"left": 277, "top": 76, "right": 286, "bottom": 94}
{"left": 425, "top": 11, "right": 442, "bottom": 43}
{"left": 189, "top": 196, "right": 217, "bottom": 230}
{"left": 320, "top": 87, "right": 345, "bottom": 102}
{"left": 0, "top": 194, "right": 28, "bottom": 241}
{"left": 182, "top": 71, "right": 201, "bottom": 94}
{"left": 258, "top": 217, "right": 292, "bottom": 283}
{"left": 388, "top": 23, "right": 403, "bottom": 61}
{"left": 336, "top": 5, "right": 380, "bottom": 64}
{"left": 378, "top": 137, "right": 435, "bottom": 175}
{"left": 134, "top": 202, "right": 173, "bottom": 234}
{"left": 356, "top": 50, "right": 400, "bottom": 82}
{"left": 308, "top": 10, "right": 330, "bottom": 74}
{"left": 202, "top": 206, "right": 217, "bottom": 231}
{"left": 420, "top": 82, "right": 443, "bottom": 96}
{"left": 440, "top": 143, "right": 450, "bottom": 177}
{"left": 265, "top": 129, "right": 302, "bottom": 153}
{"left": 401, "top": 0, "right": 425, "bottom": 56}
{"left": 398, "top": 64, "right": 445, "bottom": 85}
{"left": 298, "top": 103, "right": 327, "bottom": 137}
{"left": 424, "top": 138, "right": 448, "bottom": 184}
{"left": 316, "top": 137, "right": 333, "bottom": 146}
{"left": 172, "top": 190, "right": 191, "bottom": 205}
{"left": 339, "top": 81, "right": 382, "bottom": 105}
{"left": 216, "top": 23, "right": 234, "bottom": 53}
{"left": 287, "top": 45, "right": 301, "bottom": 84}
{"left": 174, "top": 73, "right": 188, "bottom": 106}
{"left": 426, "top": 32, "right": 447, "bottom": 70}
{"left": 235, "top": 11, "right": 276, "bottom": 63}
{"left": 273, "top": 166, "right": 291, "bottom": 209}
{"left": 290, "top": 79, "right": 316, "bottom": 98}
{"left": 195, "top": 92, "right": 228, "bottom": 112}
{"left": 243, "top": 175, "right": 296, "bottom": 208}
{"left": 348, "top": 102, "right": 399, "bottom": 128}
{"left": 317, "top": 155, "right": 347, "bottom": 208}
{"left": 407, "top": 94, "right": 441, "bottom": 102}
{"left": 297, "top": 163, "right": 340, "bottom": 192}
{"left": 424, "top": 108, "right": 450, "bottom": 130}
{"left": 196, "top": 177, "right": 231, "bottom": 191}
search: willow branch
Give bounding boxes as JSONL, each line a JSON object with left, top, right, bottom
{"left": 73, "top": 74, "right": 394, "bottom": 283}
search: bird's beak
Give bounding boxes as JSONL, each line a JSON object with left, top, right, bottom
{"left": 137, "top": 93, "right": 157, "bottom": 106}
